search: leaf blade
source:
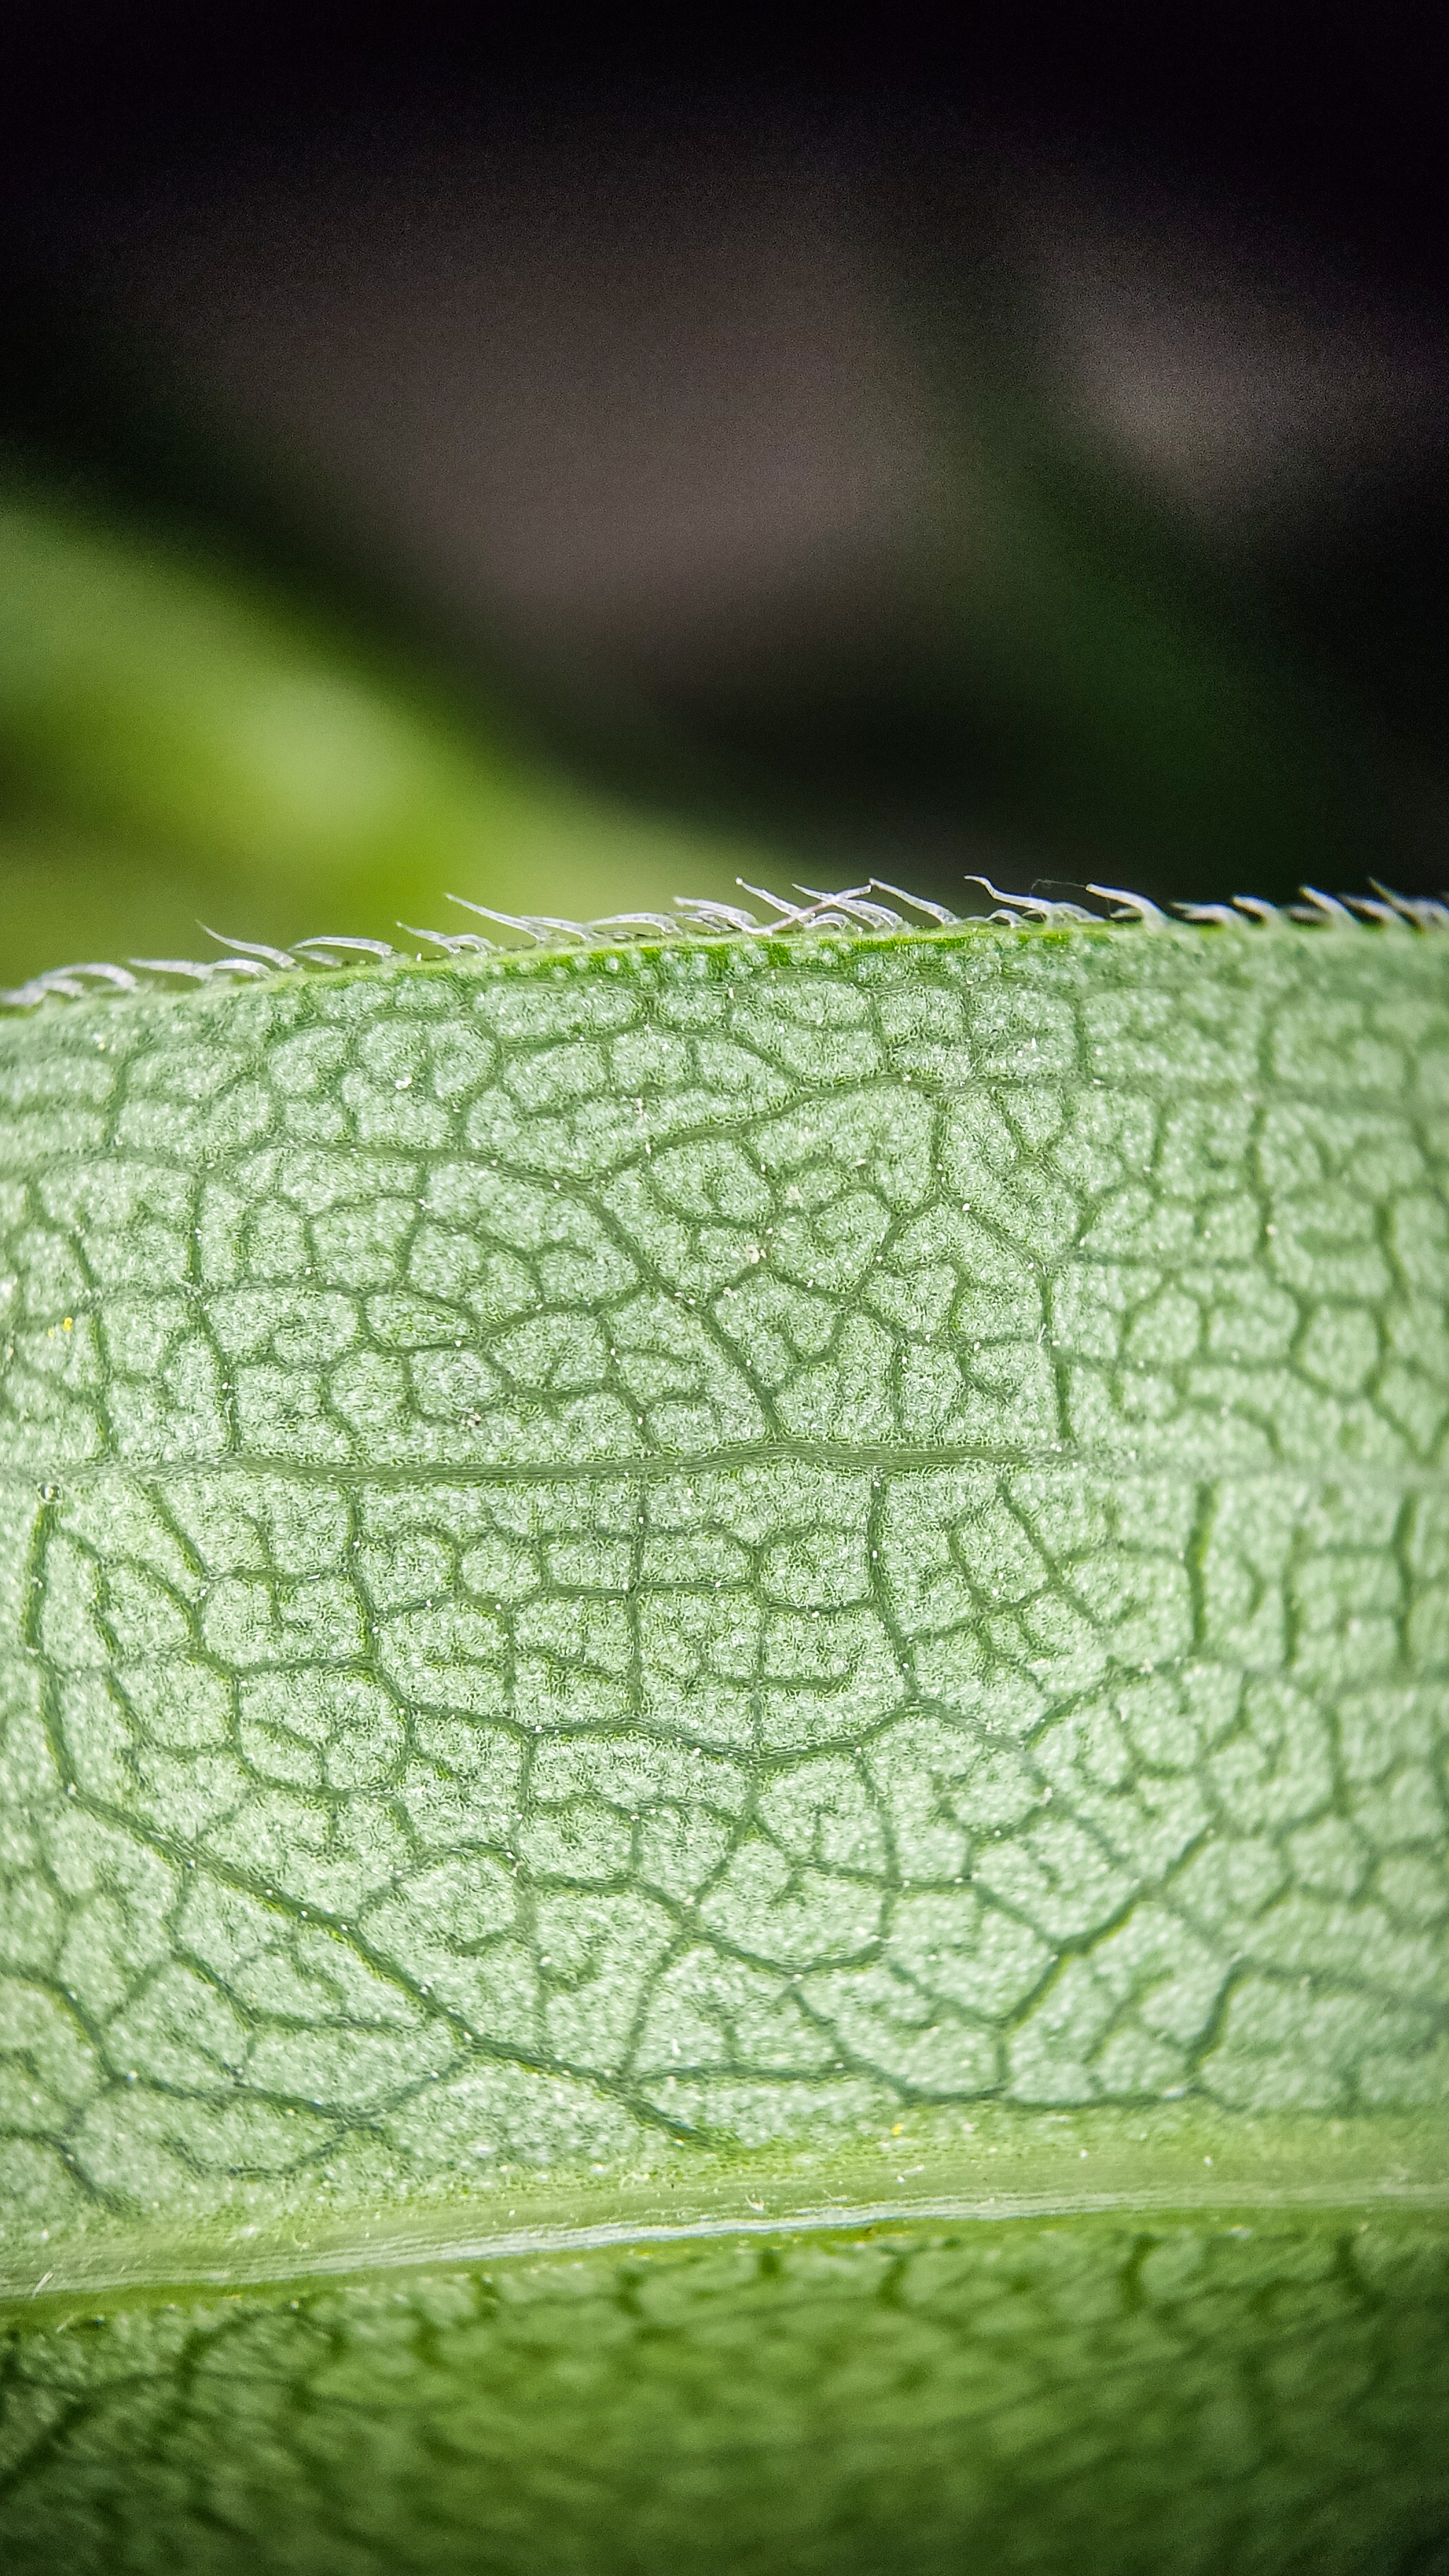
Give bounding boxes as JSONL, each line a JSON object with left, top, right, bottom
{"left": 0, "top": 918, "right": 1446, "bottom": 2285}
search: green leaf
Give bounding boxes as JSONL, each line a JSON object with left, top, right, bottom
{"left": 0, "top": 483, "right": 780, "bottom": 986}
{"left": 1, "top": 915, "right": 1448, "bottom": 2570}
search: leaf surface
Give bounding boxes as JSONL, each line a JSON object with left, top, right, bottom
{"left": 1, "top": 918, "right": 1448, "bottom": 2568}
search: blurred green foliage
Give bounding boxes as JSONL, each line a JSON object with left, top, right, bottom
{"left": 0, "top": 302, "right": 1427, "bottom": 983}
{"left": 0, "top": 480, "right": 783, "bottom": 983}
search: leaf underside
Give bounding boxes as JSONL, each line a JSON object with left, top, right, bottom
{"left": 1, "top": 918, "right": 1448, "bottom": 2570}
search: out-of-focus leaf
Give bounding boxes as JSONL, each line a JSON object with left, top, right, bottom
{"left": 0, "top": 483, "right": 776, "bottom": 982}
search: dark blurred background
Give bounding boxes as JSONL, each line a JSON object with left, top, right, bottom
{"left": 3, "top": 3, "right": 1448, "bottom": 981}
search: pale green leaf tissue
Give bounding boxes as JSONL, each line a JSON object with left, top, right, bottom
{"left": 1, "top": 916, "right": 1447, "bottom": 2572}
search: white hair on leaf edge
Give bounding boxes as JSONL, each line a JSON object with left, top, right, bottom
{"left": 2, "top": 876, "right": 1445, "bottom": 1012}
